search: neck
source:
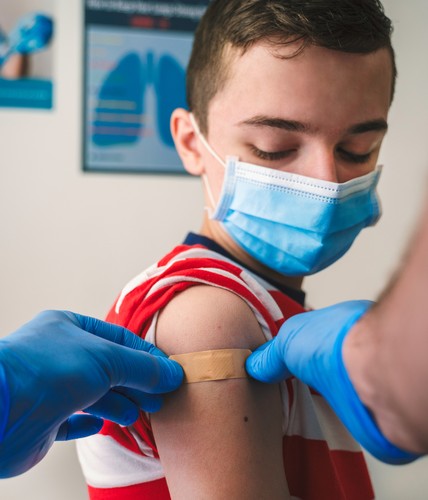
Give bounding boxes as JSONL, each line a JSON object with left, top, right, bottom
{"left": 200, "top": 215, "right": 304, "bottom": 291}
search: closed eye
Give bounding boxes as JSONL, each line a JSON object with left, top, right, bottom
{"left": 338, "top": 148, "right": 373, "bottom": 164}
{"left": 250, "top": 146, "right": 296, "bottom": 162}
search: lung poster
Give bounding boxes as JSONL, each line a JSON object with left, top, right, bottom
{"left": 0, "top": 0, "right": 54, "bottom": 109}
{"left": 83, "top": 0, "right": 209, "bottom": 174}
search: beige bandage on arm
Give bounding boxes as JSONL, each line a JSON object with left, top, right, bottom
{"left": 170, "top": 349, "right": 252, "bottom": 383}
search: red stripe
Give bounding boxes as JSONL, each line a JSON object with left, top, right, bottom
{"left": 270, "top": 289, "right": 306, "bottom": 322}
{"left": 330, "top": 449, "right": 374, "bottom": 500}
{"left": 88, "top": 478, "right": 170, "bottom": 499}
{"left": 283, "top": 435, "right": 374, "bottom": 500}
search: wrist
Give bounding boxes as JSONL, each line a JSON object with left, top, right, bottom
{"left": 342, "top": 310, "right": 380, "bottom": 419}
{"left": 343, "top": 310, "right": 422, "bottom": 459}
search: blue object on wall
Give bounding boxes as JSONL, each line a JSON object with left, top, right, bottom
{"left": 0, "top": 12, "right": 54, "bottom": 110}
{"left": 155, "top": 53, "right": 187, "bottom": 148}
{"left": 0, "top": 13, "right": 53, "bottom": 68}
{"left": 0, "top": 77, "right": 53, "bottom": 109}
{"left": 92, "top": 52, "right": 145, "bottom": 147}
{"left": 91, "top": 50, "right": 186, "bottom": 150}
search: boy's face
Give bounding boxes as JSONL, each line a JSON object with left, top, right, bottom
{"left": 194, "top": 41, "right": 392, "bottom": 203}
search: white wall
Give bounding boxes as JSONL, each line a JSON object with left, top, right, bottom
{"left": 0, "top": 1, "right": 427, "bottom": 498}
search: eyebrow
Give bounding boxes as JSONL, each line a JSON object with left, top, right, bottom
{"left": 239, "top": 115, "right": 388, "bottom": 135}
{"left": 347, "top": 119, "right": 388, "bottom": 134}
{"left": 239, "top": 116, "right": 312, "bottom": 133}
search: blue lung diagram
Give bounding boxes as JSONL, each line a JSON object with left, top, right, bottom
{"left": 91, "top": 50, "right": 186, "bottom": 148}
{"left": 155, "top": 53, "right": 186, "bottom": 147}
{"left": 92, "top": 52, "right": 145, "bottom": 147}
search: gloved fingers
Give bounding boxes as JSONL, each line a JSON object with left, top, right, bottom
{"left": 59, "top": 311, "right": 184, "bottom": 392}
{"left": 64, "top": 312, "right": 167, "bottom": 357}
{"left": 246, "top": 338, "right": 291, "bottom": 383}
{"left": 104, "top": 348, "right": 184, "bottom": 394}
{"left": 83, "top": 390, "right": 139, "bottom": 426}
{"left": 56, "top": 311, "right": 183, "bottom": 392}
{"left": 113, "top": 387, "right": 163, "bottom": 413}
{"left": 83, "top": 389, "right": 163, "bottom": 425}
{"left": 55, "top": 414, "right": 104, "bottom": 441}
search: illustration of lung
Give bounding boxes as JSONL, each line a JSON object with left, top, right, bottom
{"left": 155, "top": 53, "right": 187, "bottom": 148}
{"left": 92, "top": 52, "right": 145, "bottom": 147}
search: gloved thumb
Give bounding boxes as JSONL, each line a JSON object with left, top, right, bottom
{"left": 246, "top": 338, "right": 291, "bottom": 383}
{"left": 56, "top": 414, "right": 104, "bottom": 441}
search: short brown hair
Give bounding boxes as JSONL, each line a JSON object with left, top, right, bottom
{"left": 187, "top": 0, "right": 396, "bottom": 133}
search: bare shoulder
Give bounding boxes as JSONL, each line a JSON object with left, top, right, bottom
{"left": 155, "top": 284, "right": 266, "bottom": 354}
{"left": 152, "top": 284, "right": 289, "bottom": 498}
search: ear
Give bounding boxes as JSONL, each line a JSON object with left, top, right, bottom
{"left": 171, "top": 108, "right": 205, "bottom": 176}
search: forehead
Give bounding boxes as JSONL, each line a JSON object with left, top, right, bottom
{"left": 208, "top": 42, "right": 393, "bottom": 131}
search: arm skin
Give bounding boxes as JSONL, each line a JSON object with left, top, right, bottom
{"left": 344, "top": 198, "right": 428, "bottom": 453}
{"left": 152, "top": 285, "right": 289, "bottom": 499}
{"left": 1, "top": 53, "right": 29, "bottom": 78}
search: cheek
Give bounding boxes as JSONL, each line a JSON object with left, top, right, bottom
{"left": 339, "top": 159, "right": 380, "bottom": 183}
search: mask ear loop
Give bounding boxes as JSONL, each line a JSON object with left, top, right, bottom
{"left": 189, "top": 113, "right": 226, "bottom": 217}
{"left": 201, "top": 174, "right": 217, "bottom": 217}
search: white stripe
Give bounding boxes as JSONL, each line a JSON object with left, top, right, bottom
{"left": 115, "top": 261, "right": 160, "bottom": 313}
{"left": 284, "top": 379, "right": 324, "bottom": 441}
{"left": 76, "top": 434, "right": 164, "bottom": 488}
{"left": 279, "top": 380, "right": 291, "bottom": 435}
{"left": 128, "top": 425, "right": 155, "bottom": 458}
{"left": 144, "top": 310, "right": 158, "bottom": 345}
{"left": 283, "top": 379, "right": 361, "bottom": 452}
{"left": 311, "top": 395, "right": 361, "bottom": 452}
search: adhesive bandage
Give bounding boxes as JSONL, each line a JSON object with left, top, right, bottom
{"left": 170, "top": 349, "right": 252, "bottom": 383}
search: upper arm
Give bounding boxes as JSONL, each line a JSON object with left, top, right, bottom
{"left": 151, "top": 285, "right": 289, "bottom": 499}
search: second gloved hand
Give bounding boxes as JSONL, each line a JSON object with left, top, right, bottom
{"left": 246, "top": 301, "right": 420, "bottom": 465}
{"left": 0, "top": 311, "right": 183, "bottom": 478}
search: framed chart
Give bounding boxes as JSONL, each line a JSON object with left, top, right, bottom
{"left": 0, "top": 0, "right": 54, "bottom": 110}
{"left": 83, "top": 0, "right": 209, "bottom": 174}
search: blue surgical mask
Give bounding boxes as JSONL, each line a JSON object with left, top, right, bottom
{"left": 190, "top": 114, "right": 382, "bottom": 276}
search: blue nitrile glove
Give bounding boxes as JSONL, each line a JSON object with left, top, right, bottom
{"left": 9, "top": 13, "right": 53, "bottom": 54}
{"left": 246, "top": 301, "right": 421, "bottom": 465}
{"left": 0, "top": 310, "right": 183, "bottom": 478}
{"left": 0, "top": 13, "right": 53, "bottom": 66}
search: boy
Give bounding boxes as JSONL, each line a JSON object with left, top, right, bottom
{"left": 78, "top": 1, "right": 395, "bottom": 498}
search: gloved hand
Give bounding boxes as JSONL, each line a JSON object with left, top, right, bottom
{"left": 0, "top": 13, "right": 53, "bottom": 67}
{"left": 9, "top": 13, "right": 53, "bottom": 55}
{"left": 0, "top": 310, "right": 183, "bottom": 478}
{"left": 246, "top": 301, "right": 420, "bottom": 464}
